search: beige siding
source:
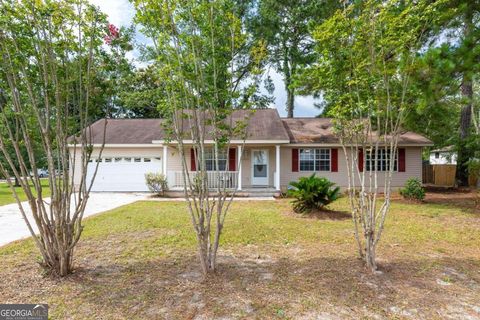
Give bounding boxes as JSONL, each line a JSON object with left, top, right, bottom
{"left": 279, "top": 146, "right": 423, "bottom": 191}
{"left": 72, "top": 145, "right": 423, "bottom": 191}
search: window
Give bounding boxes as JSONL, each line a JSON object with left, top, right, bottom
{"left": 299, "top": 148, "right": 331, "bottom": 171}
{"left": 114, "top": 157, "right": 122, "bottom": 162}
{"left": 365, "top": 148, "right": 398, "bottom": 171}
{"left": 205, "top": 148, "right": 228, "bottom": 171}
{"left": 104, "top": 158, "right": 112, "bottom": 163}
{"left": 435, "top": 152, "right": 440, "bottom": 159}
{"left": 134, "top": 157, "right": 142, "bottom": 163}
{"left": 144, "top": 158, "right": 151, "bottom": 162}
{"left": 124, "top": 157, "right": 132, "bottom": 162}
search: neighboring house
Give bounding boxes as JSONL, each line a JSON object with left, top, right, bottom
{"left": 69, "top": 109, "right": 433, "bottom": 194}
{"left": 429, "top": 146, "right": 457, "bottom": 165}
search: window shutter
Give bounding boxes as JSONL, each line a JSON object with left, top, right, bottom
{"left": 292, "top": 148, "right": 299, "bottom": 172}
{"left": 331, "top": 148, "right": 338, "bottom": 172}
{"left": 190, "top": 148, "right": 196, "bottom": 171}
{"left": 398, "top": 148, "right": 406, "bottom": 172}
{"left": 228, "top": 148, "right": 236, "bottom": 171}
{"left": 358, "top": 149, "right": 364, "bottom": 172}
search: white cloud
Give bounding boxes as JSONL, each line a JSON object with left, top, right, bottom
{"left": 88, "top": 1, "right": 321, "bottom": 117}
{"left": 88, "top": 0, "right": 135, "bottom": 27}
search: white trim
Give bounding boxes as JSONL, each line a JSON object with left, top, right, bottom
{"left": 163, "top": 146, "right": 168, "bottom": 176}
{"left": 152, "top": 139, "right": 290, "bottom": 145}
{"left": 237, "top": 145, "right": 242, "bottom": 191}
{"left": 251, "top": 149, "right": 269, "bottom": 186}
{"left": 68, "top": 144, "right": 164, "bottom": 148}
{"left": 275, "top": 145, "right": 280, "bottom": 190}
{"left": 285, "top": 143, "right": 433, "bottom": 147}
{"left": 298, "top": 148, "right": 332, "bottom": 172}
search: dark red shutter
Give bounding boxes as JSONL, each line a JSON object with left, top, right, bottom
{"left": 292, "top": 148, "right": 299, "bottom": 172}
{"left": 331, "top": 148, "right": 338, "bottom": 172}
{"left": 190, "top": 148, "right": 196, "bottom": 171}
{"left": 358, "top": 149, "right": 364, "bottom": 172}
{"left": 398, "top": 148, "right": 406, "bottom": 172}
{"left": 228, "top": 148, "right": 236, "bottom": 171}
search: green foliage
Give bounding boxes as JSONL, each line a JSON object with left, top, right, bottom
{"left": 400, "top": 178, "right": 426, "bottom": 201}
{"left": 287, "top": 174, "right": 340, "bottom": 213}
{"left": 248, "top": 0, "right": 339, "bottom": 116}
{"left": 145, "top": 172, "right": 169, "bottom": 196}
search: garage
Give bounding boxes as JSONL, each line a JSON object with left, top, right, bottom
{"left": 86, "top": 156, "right": 162, "bottom": 192}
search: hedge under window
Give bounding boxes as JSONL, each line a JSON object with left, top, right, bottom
{"left": 299, "top": 148, "right": 331, "bottom": 171}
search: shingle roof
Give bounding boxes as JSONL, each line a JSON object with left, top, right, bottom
{"left": 78, "top": 110, "right": 432, "bottom": 146}
{"left": 81, "top": 109, "right": 290, "bottom": 144}
{"left": 281, "top": 118, "right": 433, "bottom": 146}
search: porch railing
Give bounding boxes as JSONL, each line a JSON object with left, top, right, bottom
{"left": 168, "top": 171, "right": 239, "bottom": 190}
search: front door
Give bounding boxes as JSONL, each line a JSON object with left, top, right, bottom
{"left": 252, "top": 149, "right": 269, "bottom": 186}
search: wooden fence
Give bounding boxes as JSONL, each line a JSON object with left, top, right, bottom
{"left": 423, "top": 163, "right": 478, "bottom": 187}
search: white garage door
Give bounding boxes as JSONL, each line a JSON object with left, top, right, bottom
{"left": 87, "top": 157, "right": 162, "bottom": 192}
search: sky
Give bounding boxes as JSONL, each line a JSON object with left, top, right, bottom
{"left": 89, "top": 0, "right": 320, "bottom": 117}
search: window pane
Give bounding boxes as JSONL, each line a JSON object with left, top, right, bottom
{"left": 300, "top": 149, "right": 315, "bottom": 171}
{"left": 365, "top": 148, "right": 397, "bottom": 171}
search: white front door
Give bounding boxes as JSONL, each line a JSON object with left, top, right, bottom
{"left": 251, "top": 149, "right": 269, "bottom": 186}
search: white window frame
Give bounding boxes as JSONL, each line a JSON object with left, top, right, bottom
{"left": 299, "top": 148, "right": 331, "bottom": 172}
{"left": 204, "top": 148, "right": 228, "bottom": 171}
{"left": 365, "top": 148, "right": 398, "bottom": 172}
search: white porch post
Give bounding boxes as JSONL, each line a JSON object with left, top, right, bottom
{"left": 275, "top": 145, "right": 280, "bottom": 190}
{"left": 237, "top": 145, "right": 242, "bottom": 191}
{"left": 163, "top": 145, "right": 168, "bottom": 181}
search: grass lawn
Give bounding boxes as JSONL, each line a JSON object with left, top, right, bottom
{"left": 0, "top": 192, "right": 479, "bottom": 319}
{"left": 0, "top": 179, "right": 50, "bottom": 206}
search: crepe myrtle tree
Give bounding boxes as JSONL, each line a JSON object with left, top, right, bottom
{"left": 298, "top": 0, "right": 444, "bottom": 271}
{"left": 133, "top": 0, "right": 266, "bottom": 276}
{"left": 0, "top": 0, "right": 110, "bottom": 276}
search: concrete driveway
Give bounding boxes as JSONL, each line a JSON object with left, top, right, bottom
{"left": 0, "top": 193, "right": 147, "bottom": 247}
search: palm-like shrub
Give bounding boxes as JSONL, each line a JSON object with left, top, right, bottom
{"left": 288, "top": 174, "right": 340, "bottom": 213}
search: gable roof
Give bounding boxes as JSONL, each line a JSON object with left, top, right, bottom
{"left": 80, "top": 109, "right": 290, "bottom": 144}
{"left": 77, "top": 109, "right": 432, "bottom": 146}
{"left": 282, "top": 118, "right": 433, "bottom": 146}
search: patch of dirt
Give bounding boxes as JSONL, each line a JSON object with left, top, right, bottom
{"left": 393, "top": 190, "right": 480, "bottom": 213}
{"left": 285, "top": 208, "right": 351, "bottom": 220}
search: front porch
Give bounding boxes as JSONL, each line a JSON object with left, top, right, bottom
{"left": 162, "top": 144, "right": 283, "bottom": 193}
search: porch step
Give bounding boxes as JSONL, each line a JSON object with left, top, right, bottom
{"left": 236, "top": 188, "right": 281, "bottom": 197}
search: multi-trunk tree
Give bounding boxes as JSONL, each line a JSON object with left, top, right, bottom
{"left": 132, "top": 0, "right": 266, "bottom": 276}
{"left": 298, "top": 0, "right": 444, "bottom": 271}
{"left": 0, "top": 0, "right": 110, "bottom": 276}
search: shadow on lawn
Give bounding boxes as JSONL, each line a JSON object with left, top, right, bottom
{"left": 55, "top": 251, "right": 480, "bottom": 319}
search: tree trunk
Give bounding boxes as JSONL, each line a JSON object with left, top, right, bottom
{"left": 365, "top": 230, "right": 377, "bottom": 272}
{"left": 456, "top": 10, "right": 474, "bottom": 187}
{"left": 456, "top": 80, "right": 473, "bottom": 186}
{"left": 286, "top": 85, "right": 294, "bottom": 118}
{"left": 282, "top": 46, "right": 295, "bottom": 118}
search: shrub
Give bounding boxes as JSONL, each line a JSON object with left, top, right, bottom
{"left": 145, "top": 172, "right": 168, "bottom": 196}
{"left": 399, "top": 178, "right": 425, "bottom": 201}
{"left": 287, "top": 174, "right": 340, "bottom": 213}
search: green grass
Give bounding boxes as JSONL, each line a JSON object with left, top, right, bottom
{"left": 0, "top": 179, "right": 51, "bottom": 206}
{"left": 1, "top": 196, "right": 479, "bottom": 319}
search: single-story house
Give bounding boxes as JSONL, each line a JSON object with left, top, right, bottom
{"left": 70, "top": 109, "right": 433, "bottom": 195}
{"left": 429, "top": 146, "right": 457, "bottom": 165}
